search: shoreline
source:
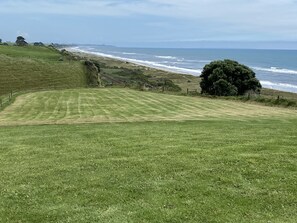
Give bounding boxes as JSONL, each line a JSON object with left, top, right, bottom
{"left": 67, "top": 46, "right": 297, "bottom": 94}
{"left": 66, "top": 47, "right": 297, "bottom": 97}
{"left": 67, "top": 47, "right": 202, "bottom": 76}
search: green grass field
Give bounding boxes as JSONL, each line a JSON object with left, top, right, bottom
{"left": 0, "top": 88, "right": 297, "bottom": 222}
{"left": 0, "top": 88, "right": 296, "bottom": 126}
{"left": 1, "top": 46, "right": 297, "bottom": 222}
{"left": 0, "top": 45, "right": 87, "bottom": 95}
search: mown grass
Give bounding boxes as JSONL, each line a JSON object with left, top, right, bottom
{"left": 0, "top": 91, "right": 20, "bottom": 112}
{"left": 1, "top": 46, "right": 297, "bottom": 222}
{"left": 0, "top": 45, "right": 60, "bottom": 60}
{"left": 0, "top": 46, "right": 87, "bottom": 95}
{"left": 0, "top": 119, "right": 297, "bottom": 222}
{"left": 0, "top": 88, "right": 296, "bottom": 126}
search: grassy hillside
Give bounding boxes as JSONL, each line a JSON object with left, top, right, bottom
{"left": 0, "top": 115, "right": 297, "bottom": 222}
{"left": 0, "top": 88, "right": 295, "bottom": 126}
{"left": 0, "top": 45, "right": 87, "bottom": 96}
{"left": 0, "top": 45, "right": 60, "bottom": 60}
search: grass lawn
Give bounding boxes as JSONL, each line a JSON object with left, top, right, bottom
{"left": 0, "top": 88, "right": 296, "bottom": 126}
{"left": 0, "top": 88, "right": 297, "bottom": 222}
{"left": 0, "top": 120, "right": 297, "bottom": 223}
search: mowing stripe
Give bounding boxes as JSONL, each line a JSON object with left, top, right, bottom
{"left": 0, "top": 88, "right": 296, "bottom": 126}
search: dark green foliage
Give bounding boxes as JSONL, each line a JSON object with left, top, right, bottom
{"left": 213, "top": 79, "right": 238, "bottom": 96}
{"left": 60, "top": 49, "right": 72, "bottom": 58}
{"left": 84, "top": 60, "right": 101, "bottom": 87}
{"left": 200, "top": 60, "right": 262, "bottom": 96}
{"left": 0, "top": 39, "right": 2, "bottom": 44}
{"left": 15, "top": 36, "right": 28, "bottom": 46}
{"left": 90, "top": 60, "right": 101, "bottom": 73}
{"left": 101, "top": 68, "right": 149, "bottom": 88}
{"left": 96, "top": 62, "right": 108, "bottom": 68}
{"left": 253, "top": 96, "right": 297, "bottom": 107}
{"left": 153, "top": 79, "right": 182, "bottom": 92}
{"left": 33, "top": 42, "right": 45, "bottom": 47}
{"left": 60, "top": 49, "right": 80, "bottom": 61}
{"left": 101, "top": 66, "right": 181, "bottom": 92}
{"left": 116, "top": 68, "right": 148, "bottom": 82}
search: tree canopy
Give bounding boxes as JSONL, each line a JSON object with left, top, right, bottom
{"left": 200, "top": 60, "right": 262, "bottom": 96}
{"left": 15, "top": 36, "right": 28, "bottom": 46}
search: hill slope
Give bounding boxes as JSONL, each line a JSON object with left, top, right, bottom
{"left": 0, "top": 45, "right": 87, "bottom": 96}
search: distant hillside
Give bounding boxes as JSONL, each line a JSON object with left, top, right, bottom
{"left": 0, "top": 45, "right": 88, "bottom": 96}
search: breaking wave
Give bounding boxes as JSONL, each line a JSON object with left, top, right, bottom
{"left": 68, "top": 47, "right": 201, "bottom": 76}
{"left": 155, "top": 55, "right": 179, "bottom": 60}
{"left": 253, "top": 66, "right": 297, "bottom": 75}
{"left": 261, "top": 81, "right": 297, "bottom": 93}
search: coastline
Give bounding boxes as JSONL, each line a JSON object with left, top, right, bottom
{"left": 66, "top": 47, "right": 297, "bottom": 99}
{"left": 67, "top": 47, "right": 202, "bottom": 76}
{"left": 67, "top": 46, "right": 297, "bottom": 94}
{"left": 65, "top": 47, "right": 200, "bottom": 93}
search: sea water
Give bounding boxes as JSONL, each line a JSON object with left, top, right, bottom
{"left": 72, "top": 45, "right": 297, "bottom": 93}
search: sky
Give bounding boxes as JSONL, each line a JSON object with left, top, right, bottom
{"left": 1, "top": 0, "right": 297, "bottom": 48}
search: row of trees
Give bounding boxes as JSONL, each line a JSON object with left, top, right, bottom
{"left": 0, "top": 36, "right": 44, "bottom": 46}
{"left": 0, "top": 36, "right": 27, "bottom": 46}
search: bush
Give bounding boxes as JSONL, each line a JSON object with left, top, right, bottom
{"left": 200, "top": 60, "right": 261, "bottom": 96}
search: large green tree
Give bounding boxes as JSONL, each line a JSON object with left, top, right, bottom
{"left": 200, "top": 60, "right": 261, "bottom": 96}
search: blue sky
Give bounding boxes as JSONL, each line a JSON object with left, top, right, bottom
{"left": 1, "top": 0, "right": 297, "bottom": 48}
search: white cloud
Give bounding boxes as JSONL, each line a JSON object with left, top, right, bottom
{"left": 1, "top": 0, "right": 297, "bottom": 40}
{"left": 1, "top": 0, "right": 296, "bottom": 20}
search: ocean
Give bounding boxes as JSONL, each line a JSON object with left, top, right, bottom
{"left": 71, "top": 45, "right": 297, "bottom": 93}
